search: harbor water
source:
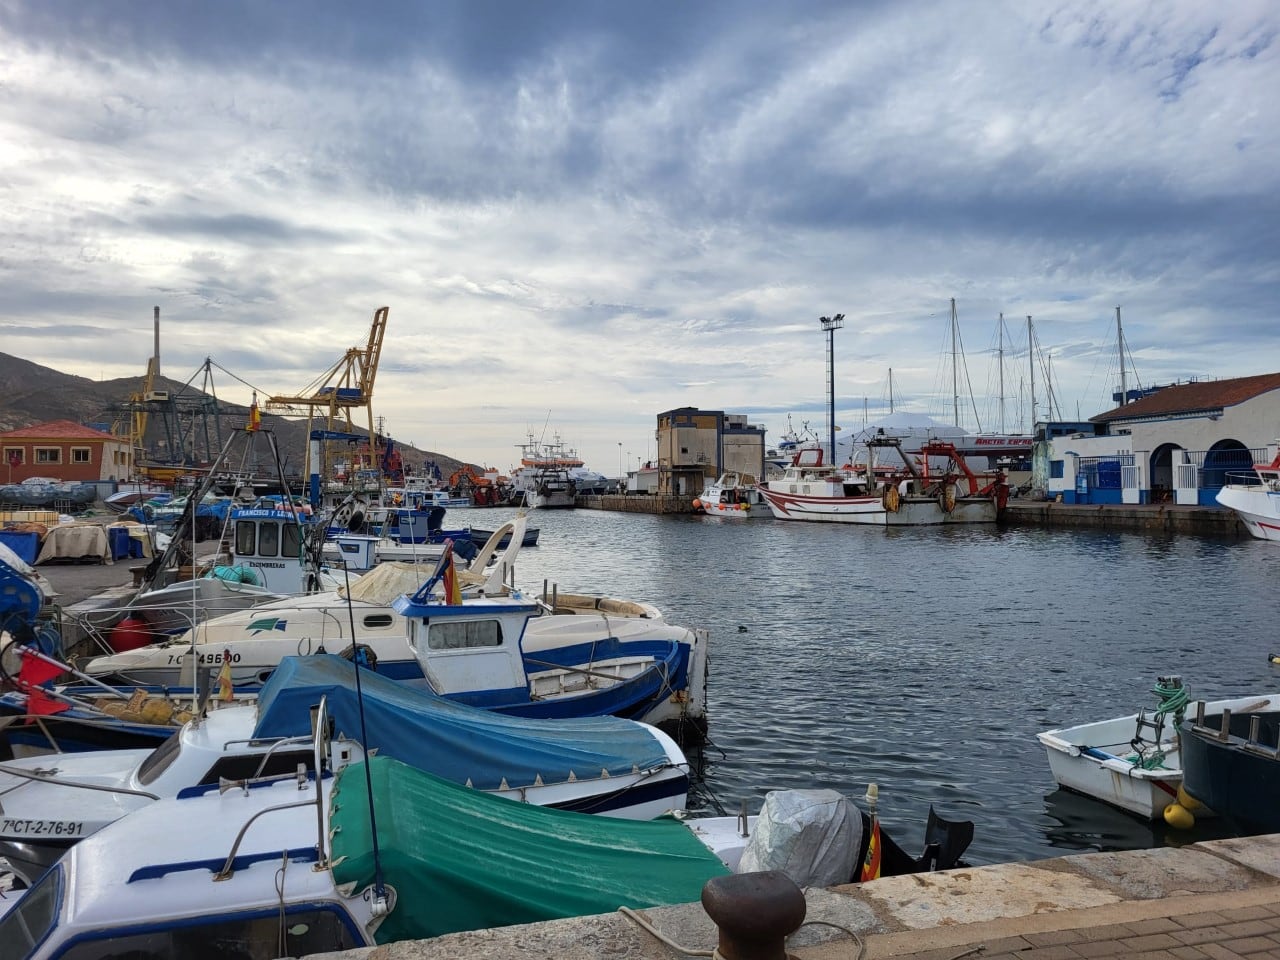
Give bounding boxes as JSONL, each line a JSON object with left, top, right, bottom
{"left": 471, "top": 505, "right": 1279, "bottom": 867}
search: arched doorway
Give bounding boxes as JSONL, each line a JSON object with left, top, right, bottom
{"left": 1202, "top": 439, "right": 1253, "bottom": 490}
{"left": 1149, "top": 443, "right": 1182, "bottom": 503}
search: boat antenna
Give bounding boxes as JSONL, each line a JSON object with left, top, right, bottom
{"left": 340, "top": 559, "right": 388, "bottom": 912}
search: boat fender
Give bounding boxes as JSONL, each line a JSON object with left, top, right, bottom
{"left": 1176, "top": 784, "right": 1203, "bottom": 812}
{"left": 1163, "top": 802, "right": 1195, "bottom": 830}
{"left": 882, "top": 486, "right": 901, "bottom": 513}
{"left": 938, "top": 483, "right": 957, "bottom": 514}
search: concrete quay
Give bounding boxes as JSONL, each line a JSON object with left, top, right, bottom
{"left": 1001, "top": 500, "right": 1248, "bottom": 538}
{"left": 315, "top": 835, "right": 1280, "bottom": 960}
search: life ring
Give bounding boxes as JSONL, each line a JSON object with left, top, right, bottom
{"left": 882, "top": 486, "right": 901, "bottom": 513}
{"left": 938, "top": 483, "right": 957, "bottom": 514}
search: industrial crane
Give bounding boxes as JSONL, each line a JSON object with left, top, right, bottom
{"left": 265, "top": 307, "right": 389, "bottom": 503}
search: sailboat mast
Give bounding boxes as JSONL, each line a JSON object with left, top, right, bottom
{"left": 888, "top": 367, "right": 895, "bottom": 414}
{"left": 951, "top": 298, "right": 960, "bottom": 428}
{"left": 1116, "top": 306, "right": 1126, "bottom": 406}
{"left": 998, "top": 313, "right": 1005, "bottom": 434}
{"left": 1027, "top": 315, "right": 1036, "bottom": 433}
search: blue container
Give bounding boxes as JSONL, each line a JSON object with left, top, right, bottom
{"left": 107, "top": 526, "right": 130, "bottom": 561}
{"left": 0, "top": 530, "right": 40, "bottom": 565}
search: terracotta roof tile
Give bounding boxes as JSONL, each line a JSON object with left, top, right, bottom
{"left": 1091, "top": 372, "right": 1280, "bottom": 423}
{"left": 0, "top": 419, "right": 119, "bottom": 440}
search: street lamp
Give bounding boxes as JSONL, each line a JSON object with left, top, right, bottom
{"left": 617, "top": 442, "right": 622, "bottom": 481}
{"left": 819, "top": 314, "right": 845, "bottom": 465}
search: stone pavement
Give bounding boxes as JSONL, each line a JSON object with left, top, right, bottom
{"left": 313, "top": 835, "right": 1280, "bottom": 960}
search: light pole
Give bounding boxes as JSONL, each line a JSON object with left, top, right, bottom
{"left": 820, "top": 314, "right": 844, "bottom": 465}
{"left": 617, "top": 442, "right": 622, "bottom": 482}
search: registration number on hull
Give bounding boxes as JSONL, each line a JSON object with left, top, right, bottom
{"left": 1, "top": 818, "right": 86, "bottom": 837}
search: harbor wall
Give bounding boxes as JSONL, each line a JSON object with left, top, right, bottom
{"left": 1001, "top": 500, "right": 1248, "bottom": 537}
{"left": 577, "top": 494, "right": 1251, "bottom": 534}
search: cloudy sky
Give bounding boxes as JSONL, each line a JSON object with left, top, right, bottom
{"left": 1, "top": 1, "right": 1277, "bottom": 475}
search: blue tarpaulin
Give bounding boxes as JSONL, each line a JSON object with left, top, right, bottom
{"left": 253, "top": 655, "right": 670, "bottom": 790}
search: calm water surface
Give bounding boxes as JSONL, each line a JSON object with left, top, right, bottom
{"left": 471, "top": 505, "right": 1280, "bottom": 866}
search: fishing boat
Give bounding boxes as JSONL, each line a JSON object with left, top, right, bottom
{"left": 1037, "top": 678, "right": 1277, "bottom": 820}
{"left": 756, "top": 447, "right": 884, "bottom": 523}
{"left": 0, "top": 734, "right": 972, "bottom": 953}
{"left": 693, "top": 472, "right": 771, "bottom": 518}
{"left": 1179, "top": 697, "right": 1280, "bottom": 835}
{"left": 1215, "top": 446, "right": 1280, "bottom": 541}
{"left": 0, "top": 654, "right": 690, "bottom": 884}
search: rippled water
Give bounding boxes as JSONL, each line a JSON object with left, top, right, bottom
{"left": 470, "top": 505, "right": 1280, "bottom": 866}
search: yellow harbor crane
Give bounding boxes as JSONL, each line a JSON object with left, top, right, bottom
{"left": 265, "top": 306, "right": 389, "bottom": 495}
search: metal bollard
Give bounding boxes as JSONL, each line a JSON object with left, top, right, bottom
{"left": 701, "top": 870, "right": 806, "bottom": 960}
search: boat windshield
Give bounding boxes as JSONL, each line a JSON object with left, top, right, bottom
{"left": 0, "top": 864, "right": 61, "bottom": 957}
{"left": 136, "top": 729, "right": 183, "bottom": 785}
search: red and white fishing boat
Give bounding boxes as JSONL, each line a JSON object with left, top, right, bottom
{"left": 758, "top": 438, "right": 1008, "bottom": 526}
{"left": 756, "top": 447, "right": 884, "bottom": 524}
{"left": 1215, "top": 446, "right": 1280, "bottom": 542}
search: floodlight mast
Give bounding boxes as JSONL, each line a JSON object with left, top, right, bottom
{"left": 819, "top": 314, "right": 844, "bottom": 465}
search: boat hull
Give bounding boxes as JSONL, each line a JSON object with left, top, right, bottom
{"left": 756, "top": 483, "right": 885, "bottom": 523}
{"left": 1216, "top": 485, "right": 1280, "bottom": 541}
{"left": 1180, "top": 707, "right": 1280, "bottom": 835}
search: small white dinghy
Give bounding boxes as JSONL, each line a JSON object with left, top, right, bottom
{"left": 1037, "top": 678, "right": 1277, "bottom": 821}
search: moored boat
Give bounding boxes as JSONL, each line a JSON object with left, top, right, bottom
{"left": 1179, "top": 696, "right": 1280, "bottom": 835}
{"left": 693, "top": 472, "right": 771, "bottom": 518}
{"left": 1037, "top": 678, "right": 1277, "bottom": 821}
{"left": 1215, "top": 445, "right": 1280, "bottom": 541}
{"left": 0, "top": 655, "right": 690, "bottom": 884}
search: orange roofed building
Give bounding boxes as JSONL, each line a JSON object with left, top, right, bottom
{"left": 0, "top": 420, "right": 134, "bottom": 484}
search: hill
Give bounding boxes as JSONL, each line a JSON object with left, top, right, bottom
{"left": 0, "top": 352, "right": 473, "bottom": 483}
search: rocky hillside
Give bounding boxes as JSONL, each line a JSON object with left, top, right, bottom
{"left": 0, "top": 352, "right": 473, "bottom": 481}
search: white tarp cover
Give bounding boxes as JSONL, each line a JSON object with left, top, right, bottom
{"left": 739, "top": 789, "right": 863, "bottom": 888}
{"left": 339, "top": 560, "right": 430, "bottom": 604}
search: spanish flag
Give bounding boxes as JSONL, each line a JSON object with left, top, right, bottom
{"left": 442, "top": 541, "right": 462, "bottom": 605}
{"left": 217, "top": 651, "right": 234, "bottom": 702}
{"left": 859, "top": 815, "right": 882, "bottom": 882}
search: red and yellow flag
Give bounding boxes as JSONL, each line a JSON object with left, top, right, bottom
{"left": 859, "top": 816, "right": 882, "bottom": 882}
{"left": 442, "top": 543, "right": 462, "bottom": 605}
{"left": 217, "top": 651, "right": 234, "bottom": 702}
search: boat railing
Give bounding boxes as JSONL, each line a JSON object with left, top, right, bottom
{"left": 0, "top": 759, "right": 161, "bottom": 799}
{"left": 211, "top": 695, "right": 333, "bottom": 880}
{"left": 1222, "top": 469, "right": 1266, "bottom": 487}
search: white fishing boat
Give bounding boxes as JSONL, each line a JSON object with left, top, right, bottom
{"left": 1036, "top": 680, "right": 1277, "bottom": 820}
{"left": 1215, "top": 445, "right": 1280, "bottom": 541}
{"left": 693, "top": 472, "right": 771, "bottom": 518}
{"left": 0, "top": 656, "right": 691, "bottom": 885}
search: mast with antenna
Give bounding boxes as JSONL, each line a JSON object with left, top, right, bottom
{"left": 1117, "top": 306, "right": 1126, "bottom": 406}
{"left": 1027, "top": 316, "right": 1036, "bottom": 433}
{"left": 951, "top": 298, "right": 960, "bottom": 428}
{"left": 888, "top": 368, "right": 895, "bottom": 415}
{"left": 997, "top": 314, "right": 1005, "bottom": 434}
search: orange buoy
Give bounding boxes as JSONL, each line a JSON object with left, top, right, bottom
{"left": 109, "top": 616, "right": 154, "bottom": 652}
{"left": 692, "top": 499, "right": 702, "bottom": 509}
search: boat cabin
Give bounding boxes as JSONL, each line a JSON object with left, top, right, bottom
{"left": 228, "top": 507, "right": 320, "bottom": 594}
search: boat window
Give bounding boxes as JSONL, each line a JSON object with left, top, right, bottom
{"left": 235, "top": 520, "right": 256, "bottom": 557}
{"left": 362, "top": 614, "right": 395, "bottom": 629}
{"left": 427, "top": 619, "right": 502, "bottom": 650}
{"left": 51, "top": 905, "right": 363, "bottom": 960}
{"left": 196, "top": 750, "right": 313, "bottom": 786}
{"left": 282, "top": 521, "right": 302, "bottom": 559}
{"left": 136, "top": 730, "right": 183, "bottom": 786}
{"left": 0, "top": 865, "right": 60, "bottom": 958}
{"left": 258, "top": 521, "right": 280, "bottom": 558}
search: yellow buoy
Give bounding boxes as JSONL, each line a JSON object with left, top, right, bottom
{"left": 1176, "top": 784, "right": 1203, "bottom": 812}
{"left": 1163, "top": 802, "right": 1195, "bottom": 830}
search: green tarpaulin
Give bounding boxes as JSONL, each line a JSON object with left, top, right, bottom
{"left": 329, "top": 756, "right": 730, "bottom": 943}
